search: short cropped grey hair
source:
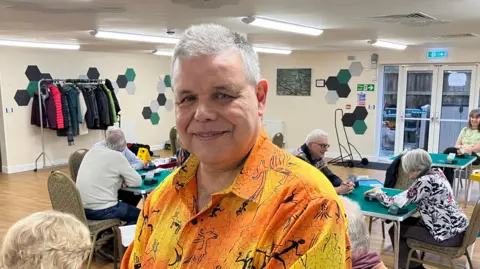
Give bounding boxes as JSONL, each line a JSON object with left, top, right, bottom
{"left": 0, "top": 211, "right": 91, "bottom": 269}
{"left": 340, "top": 197, "right": 370, "bottom": 259}
{"left": 171, "top": 23, "right": 260, "bottom": 88}
{"left": 105, "top": 128, "right": 127, "bottom": 152}
{"left": 305, "top": 129, "right": 329, "bottom": 144}
{"left": 401, "top": 148, "right": 432, "bottom": 174}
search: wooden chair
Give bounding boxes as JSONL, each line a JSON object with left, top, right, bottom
{"left": 47, "top": 171, "right": 122, "bottom": 269}
{"left": 405, "top": 198, "right": 480, "bottom": 269}
{"left": 272, "top": 132, "right": 284, "bottom": 148}
{"left": 68, "top": 149, "right": 88, "bottom": 182}
{"left": 169, "top": 127, "right": 179, "bottom": 154}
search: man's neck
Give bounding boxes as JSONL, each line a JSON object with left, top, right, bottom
{"left": 197, "top": 162, "right": 243, "bottom": 196}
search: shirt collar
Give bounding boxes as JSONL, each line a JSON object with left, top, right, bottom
{"left": 172, "top": 129, "right": 273, "bottom": 203}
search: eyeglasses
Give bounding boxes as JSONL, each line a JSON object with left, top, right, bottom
{"left": 313, "top": 143, "right": 330, "bottom": 149}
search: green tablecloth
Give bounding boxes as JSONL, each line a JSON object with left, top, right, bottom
{"left": 343, "top": 185, "right": 417, "bottom": 221}
{"left": 131, "top": 170, "right": 171, "bottom": 191}
{"left": 391, "top": 153, "right": 476, "bottom": 169}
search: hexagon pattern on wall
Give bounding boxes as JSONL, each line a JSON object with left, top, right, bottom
{"left": 349, "top": 61, "right": 364, "bottom": 77}
{"left": 78, "top": 74, "right": 89, "bottom": 80}
{"left": 40, "top": 73, "right": 53, "bottom": 80}
{"left": 111, "top": 81, "right": 120, "bottom": 94}
{"left": 142, "top": 107, "right": 152, "bottom": 120}
{"left": 125, "top": 81, "right": 136, "bottom": 95}
{"left": 164, "top": 75, "right": 172, "bottom": 88}
{"left": 353, "top": 106, "right": 368, "bottom": 121}
{"left": 352, "top": 120, "right": 367, "bottom": 134}
{"left": 150, "top": 112, "right": 160, "bottom": 125}
{"left": 116, "top": 75, "right": 128, "bottom": 88}
{"left": 157, "top": 80, "right": 166, "bottom": 93}
{"left": 26, "top": 81, "right": 38, "bottom": 97}
{"left": 325, "top": 90, "right": 339, "bottom": 104}
{"left": 87, "top": 67, "right": 100, "bottom": 80}
{"left": 342, "top": 113, "right": 356, "bottom": 127}
{"left": 336, "top": 84, "right": 351, "bottom": 98}
{"left": 25, "top": 65, "right": 42, "bottom": 81}
{"left": 337, "top": 69, "right": 352, "bottom": 84}
{"left": 14, "top": 89, "right": 31, "bottom": 106}
{"left": 165, "top": 99, "right": 173, "bottom": 112}
{"left": 150, "top": 100, "right": 160, "bottom": 112}
{"left": 326, "top": 76, "right": 340, "bottom": 91}
{"left": 157, "top": 93, "right": 167, "bottom": 106}
{"left": 125, "top": 68, "right": 136, "bottom": 82}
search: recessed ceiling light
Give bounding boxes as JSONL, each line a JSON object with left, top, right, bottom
{"left": 0, "top": 40, "right": 80, "bottom": 50}
{"left": 91, "top": 30, "right": 179, "bottom": 44}
{"left": 368, "top": 40, "right": 407, "bottom": 50}
{"left": 242, "top": 16, "right": 323, "bottom": 36}
{"left": 253, "top": 46, "right": 292, "bottom": 55}
{"left": 152, "top": 50, "right": 174, "bottom": 56}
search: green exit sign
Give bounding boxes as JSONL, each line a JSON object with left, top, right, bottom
{"left": 427, "top": 50, "right": 448, "bottom": 59}
{"left": 357, "top": 84, "right": 375, "bottom": 91}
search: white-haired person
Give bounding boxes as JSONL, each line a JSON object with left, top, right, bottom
{"left": 77, "top": 127, "right": 142, "bottom": 225}
{"left": 367, "top": 148, "right": 469, "bottom": 269}
{"left": 0, "top": 211, "right": 91, "bottom": 269}
{"left": 94, "top": 126, "right": 144, "bottom": 170}
{"left": 340, "top": 197, "right": 387, "bottom": 269}
{"left": 293, "top": 129, "right": 354, "bottom": 194}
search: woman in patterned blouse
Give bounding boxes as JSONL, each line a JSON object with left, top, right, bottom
{"left": 368, "top": 149, "right": 469, "bottom": 269}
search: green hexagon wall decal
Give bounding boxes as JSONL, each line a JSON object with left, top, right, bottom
{"left": 164, "top": 75, "right": 171, "bottom": 88}
{"left": 150, "top": 112, "right": 160, "bottom": 125}
{"left": 352, "top": 120, "right": 367, "bottom": 135}
{"left": 337, "top": 69, "right": 352, "bottom": 84}
{"left": 125, "top": 68, "right": 136, "bottom": 82}
{"left": 26, "top": 81, "right": 38, "bottom": 97}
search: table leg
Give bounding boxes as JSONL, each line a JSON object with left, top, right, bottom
{"left": 393, "top": 220, "right": 400, "bottom": 269}
{"left": 465, "top": 166, "right": 472, "bottom": 208}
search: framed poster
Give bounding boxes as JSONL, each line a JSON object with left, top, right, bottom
{"left": 276, "top": 68, "right": 312, "bottom": 96}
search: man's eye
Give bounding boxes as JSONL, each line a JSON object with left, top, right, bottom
{"left": 216, "top": 93, "right": 233, "bottom": 100}
{"left": 181, "top": 96, "right": 196, "bottom": 103}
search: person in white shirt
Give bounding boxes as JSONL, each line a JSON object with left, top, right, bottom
{"left": 93, "top": 127, "right": 144, "bottom": 171}
{"left": 77, "top": 129, "right": 142, "bottom": 225}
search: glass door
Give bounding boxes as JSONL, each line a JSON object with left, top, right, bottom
{"left": 432, "top": 66, "right": 477, "bottom": 153}
{"left": 395, "top": 66, "right": 439, "bottom": 153}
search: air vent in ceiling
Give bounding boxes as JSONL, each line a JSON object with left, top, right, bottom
{"left": 365, "top": 12, "right": 450, "bottom": 27}
{"left": 431, "top": 33, "right": 480, "bottom": 39}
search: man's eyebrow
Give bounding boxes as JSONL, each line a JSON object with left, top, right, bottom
{"left": 176, "top": 89, "right": 193, "bottom": 95}
{"left": 213, "top": 84, "right": 238, "bottom": 92}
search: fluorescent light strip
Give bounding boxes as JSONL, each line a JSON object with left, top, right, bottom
{"left": 253, "top": 46, "right": 292, "bottom": 55}
{"left": 92, "top": 30, "right": 179, "bottom": 44}
{"left": 371, "top": 40, "right": 407, "bottom": 50}
{"left": 244, "top": 16, "right": 323, "bottom": 36}
{"left": 153, "top": 50, "right": 174, "bottom": 56}
{"left": 0, "top": 40, "right": 80, "bottom": 50}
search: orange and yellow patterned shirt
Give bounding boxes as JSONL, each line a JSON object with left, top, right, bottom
{"left": 122, "top": 130, "right": 351, "bottom": 269}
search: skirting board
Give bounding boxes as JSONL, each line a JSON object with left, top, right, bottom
{"left": 2, "top": 144, "right": 167, "bottom": 174}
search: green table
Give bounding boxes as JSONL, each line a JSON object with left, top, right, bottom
{"left": 121, "top": 170, "right": 172, "bottom": 198}
{"left": 343, "top": 185, "right": 417, "bottom": 269}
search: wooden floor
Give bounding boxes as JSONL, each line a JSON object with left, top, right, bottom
{"left": 0, "top": 152, "right": 478, "bottom": 269}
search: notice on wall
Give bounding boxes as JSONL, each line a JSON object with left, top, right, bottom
{"left": 357, "top": 92, "right": 366, "bottom": 106}
{"left": 357, "top": 84, "right": 375, "bottom": 91}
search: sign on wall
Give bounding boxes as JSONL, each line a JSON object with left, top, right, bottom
{"left": 357, "top": 84, "right": 375, "bottom": 91}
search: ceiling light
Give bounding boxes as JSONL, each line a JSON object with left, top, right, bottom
{"left": 91, "top": 30, "right": 179, "bottom": 44}
{"left": 253, "top": 46, "right": 292, "bottom": 55}
{"left": 153, "top": 50, "right": 174, "bottom": 56}
{"left": 368, "top": 40, "right": 407, "bottom": 50}
{"left": 242, "top": 16, "right": 323, "bottom": 36}
{"left": 0, "top": 40, "right": 80, "bottom": 50}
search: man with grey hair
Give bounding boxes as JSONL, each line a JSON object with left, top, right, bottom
{"left": 77, "top": 127, "right": 142, "bottom": 225}
{"left": 122, "top": 24, "right": 350, "bottom": 269}
{"left": 293, "top": 129, "right": 354, "bottom": 194}
{"left": 340, "top": 197, "right": 386, "bottom": 269}
{"left": 93, "top": 126, "right": 144, "bottom": 170}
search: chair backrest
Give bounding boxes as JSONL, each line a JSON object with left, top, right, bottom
{"left": 461, "top": 199, "right": 480, "bottom": 249}
{"left": 169, "top": 127, "right": 178, "bottom": 154}
{"left": 272, "top": 132, "right": 284, "bottom": 148}
{"left": 68, "top": 149, "right": 88, "bottom": 182}
{"left": 47, "top": 171, "right": 88, "bottom": 225}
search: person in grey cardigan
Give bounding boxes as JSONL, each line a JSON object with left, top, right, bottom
{"left": 293, "top": 129, "right": 354, "bottom": 194}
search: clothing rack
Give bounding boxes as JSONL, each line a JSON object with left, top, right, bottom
{"left": 34, "top": 78, "right": 104, "bottom": 172}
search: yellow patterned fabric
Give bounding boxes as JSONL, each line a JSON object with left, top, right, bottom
{"left": 122, "top": 130, "right": 351, "bottom": 269}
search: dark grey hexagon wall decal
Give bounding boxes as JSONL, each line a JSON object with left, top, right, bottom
{"left": 353, "top": 106, "right": 368, "bottom": 121}
{"left": 342, "top": 113, "right": 356, "bottom": 127}
{"left": 25, "top": 65, "right": 42, "bottom": 81}
{"left": 116, "top": 75, "right": 128, "bottom": 88}
{"left": 157, "top": 93, "right": 167, "bottom": 106}
{"left": 142, "top": 107, "right": 152, "bottom": 120}
{"left": 14, "top": 89, "right": 31, "bottom": 106}
{"left": 87, "top": 67, "right": 100, "bottom": 80}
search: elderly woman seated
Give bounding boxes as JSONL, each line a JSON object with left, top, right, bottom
{"left": 367, "top": 149, "right": 469, "bottom": 269}
{"left": 340, "top": 196, "right": 386, "bottom": 269}
{"left": 0, "top": 211, "right": 92, "bottom": 269}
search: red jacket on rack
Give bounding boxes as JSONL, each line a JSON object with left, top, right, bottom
{"left": 48, "top": 85, "right": 64, "bottom": 129}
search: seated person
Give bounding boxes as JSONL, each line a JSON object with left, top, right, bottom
{"left": 442, "top": 108, "right": 480, "bottom": 184}
{"left": 93, "top": 126, "right": 144, "bottom": 170}
{"left": 340, "top": 197, "right": 387, "bottom": 269}
{"left": 0, "top": 211, "right": 91, "bottom": 269}
{"left": 293, "top": 129, "right": 354, "bottom": 194}
{"left": 77, "top": 130, "right": 142, "bottom": 225}
{"left": 368, "top": 149, "right": 469, "bottom": 269}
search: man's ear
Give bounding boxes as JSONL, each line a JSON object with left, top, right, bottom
{"left": 256, "top": 79, "right": 268, "bottom": 116}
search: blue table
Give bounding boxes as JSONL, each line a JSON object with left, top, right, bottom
{"left": 343, "top": 185, "right": 417, "bottom": 269}
{"left": 121, "top": 170, "right": 172, "bottom": 200}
